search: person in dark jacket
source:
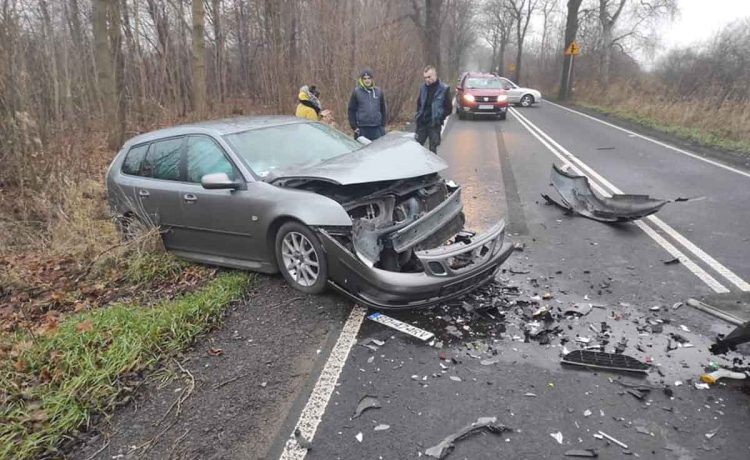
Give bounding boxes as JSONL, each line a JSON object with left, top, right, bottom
{"left": 347, "top": 68, "right": 387, "bottom": 140}
{"left": 415, "top": 65, "right": 452, "bottom": 153}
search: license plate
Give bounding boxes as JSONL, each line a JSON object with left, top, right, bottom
{"left": 478, "top": 104, "right": 494, "bottom": 110}
{"left": 367, "top": 312, "right": 435, "bottom": 341}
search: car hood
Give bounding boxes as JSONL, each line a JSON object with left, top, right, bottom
{"left": 267, "top": 134, "right": 447, "bottom": 185}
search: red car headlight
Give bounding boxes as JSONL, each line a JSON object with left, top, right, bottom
{"left": 463, "top": 94, "right": 475, "bottom": 102}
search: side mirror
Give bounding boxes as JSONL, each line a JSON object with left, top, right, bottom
{"left": 201, "top": 172, "right": 241, "bottom": 190}
{"left": 455, "top": 86, "right": 463, "bottom": 91}
{"left": 503, "top": 86, "right": 512, "bottom": 91}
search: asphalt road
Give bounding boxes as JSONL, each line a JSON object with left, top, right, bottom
{"left": 272, "top": 103, "right": 750, "bottom": 460}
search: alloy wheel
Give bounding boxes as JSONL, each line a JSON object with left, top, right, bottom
{"left": 280, "top": 231, "right": 320, "bottom": 287}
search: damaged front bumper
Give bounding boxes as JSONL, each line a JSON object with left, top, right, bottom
{"left": 319, "top": 220, "right": 513, "bottom": 309}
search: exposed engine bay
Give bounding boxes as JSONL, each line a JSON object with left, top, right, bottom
{"left": 274, "top": 173, "right": 470, "bottom": 273}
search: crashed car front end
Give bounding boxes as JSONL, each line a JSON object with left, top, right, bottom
{"left": 274, "top": 168, "right": 513, "bottom": 309}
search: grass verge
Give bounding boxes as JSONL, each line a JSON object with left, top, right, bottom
{"left": 574, "top": 101, "right": 750, "bottom": 156}
{"left": 0, "top": 270, "right": 252, "bottom": 460}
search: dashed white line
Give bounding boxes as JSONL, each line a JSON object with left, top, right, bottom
{"left": 509, "top": 108, "right": 731, "bottom": 294}
{"left": 545, "top": 100, "right": 750, "bottom": 180}
{"left": 279, "top": 305, "right": 367, "bottom": 460}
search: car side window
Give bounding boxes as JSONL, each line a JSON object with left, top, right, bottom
{"left": 143, "top": 137, "right": 183, "bottom": 181}
{"left": 185, "top": 136, "right": 237, "bottom": 183}
{"left": 121, "top": 144, "right": 148, "bottom": 176}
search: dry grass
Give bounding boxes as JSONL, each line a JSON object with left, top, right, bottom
{"left": 571, "top": 81, "right": 750, "bottom": 154}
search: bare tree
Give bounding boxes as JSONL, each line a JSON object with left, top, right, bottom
{"left": 559, "top": 0, "right": 583, "bottom": 100}
{"left": 410, "top": 0, "right": 443, "bottom": 70}
{"left": 442, "top": 0, "right": 476, "bottom": 81}
{"left": 480, "top": 0, "right": 515, "bottom": 75}
{"left": 597, "top": 0, "right": 677, "bottom": 88}
{"left": 537, "top": 0, "right": 559, "bottom": 72}
{"left": 508, "top": 0, "right": 538, "bottom": 83}
{"left": 191, "top": 0, "right": 206, "bottom": 113}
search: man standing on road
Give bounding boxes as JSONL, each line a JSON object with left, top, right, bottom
{"left": 415, "top": 65, "right": 452, "bottom": 154}
{"left": 347, "top": 68, "right": 387, "bottom": 141}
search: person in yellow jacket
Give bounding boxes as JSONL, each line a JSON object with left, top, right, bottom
{"left": 296, "top": 85, "right": 323, "bottom": 121}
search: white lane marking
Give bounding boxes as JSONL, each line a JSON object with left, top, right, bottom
{"left": 511, "top": 108, "right": 750, "bottom": 293}
{"left": 280, "top": 305, "right": 367, "bottom": 460}
{"left": 510, "top": 108, "right": 730, "bottom": 294}
{"left": 545, "top": 100, "right": 750, "bottom": 180}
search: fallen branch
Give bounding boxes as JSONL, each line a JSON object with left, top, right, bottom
{"left": 84, "top": 440, "right": 109, "bottom": 460}
{"left": 213, "top": 372, "right": 252, "bottom": 390}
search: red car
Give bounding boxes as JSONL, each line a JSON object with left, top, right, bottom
{"left": 455, "top": 72, "right": 509, "bottom": 120}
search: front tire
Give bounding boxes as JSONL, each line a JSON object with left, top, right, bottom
{"left": 498, "top": 111, "right": 507, "bottom": 121}
{"left": 275, "top": 221, "right": 328, "bottom": 294}
{"left": 520, "top": 94, "right": 534, "bottom": 107}
{"left": 458, "top": 111, "right": 466, "bottom": 120}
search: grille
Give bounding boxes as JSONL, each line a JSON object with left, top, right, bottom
{"left": 475, "top": 96, "right": 497, "bottom": 102}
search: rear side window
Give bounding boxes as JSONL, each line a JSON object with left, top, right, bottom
{"left": 143, "top": 137, "right": 183, "bottom": 181}
{"left": 185, "top": 136, "right": 237, "bottom": 183}
{"left": 122, "top": 144, "right": 148, "bottom": 175}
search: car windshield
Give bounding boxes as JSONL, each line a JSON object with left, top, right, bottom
{"left": 465, "top": 78, "right": 503, "bottom": 89}
{"left": 224, "top": 122, "right": 362, "bottom": 177}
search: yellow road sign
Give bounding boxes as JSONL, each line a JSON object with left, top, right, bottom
{"left": 565, "top": 41, "right": 580, "bottom": 56}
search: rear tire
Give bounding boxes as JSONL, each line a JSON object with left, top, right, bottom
{"left": 275, "top": 221, "right": 328, "bottom": 294}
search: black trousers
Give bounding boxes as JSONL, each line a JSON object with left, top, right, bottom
{"left": 415, "top": 123, "right": 441, "bottom": 153}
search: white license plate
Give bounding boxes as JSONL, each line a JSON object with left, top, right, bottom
{"left": 478, "top": 104, "right": 494, "bottom": 110}
{"left": 367, "top": 312, "right": 435, "bottom": 341}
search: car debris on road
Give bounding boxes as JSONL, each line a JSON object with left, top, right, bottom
{"left": 424, "top": 416, "right": 511, "bottom": 459}
{"left": 353, "top": 395, "right": 381, "bottom": 419}
{"left": 367, "top": 312, "right": 435, "bottom": 341}
{"left": 542, "top": 164, "right": 668, "bottom": 223}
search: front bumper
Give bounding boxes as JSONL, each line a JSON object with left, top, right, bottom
{"left": 319, "top": 220, "right": 513, "bottom": 310}
{"left": 460, "top": 102, "right": 508, "bottom": 115}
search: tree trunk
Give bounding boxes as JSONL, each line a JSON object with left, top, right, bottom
{"left": 559, "top": 0, "right": 582, "bottom": 100}
{"left": 192, "top": 0, "right": 207, "bottom": 114}
{"left": 425, "top": 0, "right": 442, "bottom": 69}
{"left": 212, "top": 0, "right": 225, "bottom": 102}
{"left": 600, "top": 19, "right": 613, "bottom": 87}
{"left": 109, "top": 0, "right": 126, "bottom": 147}
{"left": 93, "top": 0, "right": 115, "bottom": 141}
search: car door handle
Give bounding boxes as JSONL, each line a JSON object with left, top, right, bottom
{"left": 138, "top": 190, "right": 150, "bottom": 198}
{"left": 183, "top": 194, "right": 197, "bottom": 203}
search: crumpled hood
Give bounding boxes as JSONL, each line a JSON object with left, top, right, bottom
{"left": 268, "top": 134, "right": 447, "bottom": 185}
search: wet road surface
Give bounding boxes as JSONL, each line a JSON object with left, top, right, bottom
{"left": 273, "top": 105, "right": 750, "bottom": 459}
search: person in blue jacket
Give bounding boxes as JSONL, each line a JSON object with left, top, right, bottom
{"left": 415, "top": 65, "right": 453, "bottom": 153}
{"left": 347, "top": 68, "right": 387, "bottom": 141}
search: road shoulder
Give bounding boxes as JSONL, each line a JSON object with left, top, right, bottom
{"left": 74, "top": 276, "right": 351, "bottom": 460}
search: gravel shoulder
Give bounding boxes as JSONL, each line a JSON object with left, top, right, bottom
{"left": 74, "top": 275, "right": 351, "bottom": 460}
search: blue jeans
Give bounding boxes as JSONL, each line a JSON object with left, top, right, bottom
{"left": 358, "top": 126, "right": 385, "bottom": 141}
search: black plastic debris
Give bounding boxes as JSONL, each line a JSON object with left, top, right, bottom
{"left": 424, "top": 416, "right": 511, "bottom": 459}
{"left": 711, "top": 320, "right": 750, "bottom": 354}
{"left": 561, "top": 350, "right": 649, "bottom": 374}
{"left": 663, "top": 257, "right": 680, "bottom": 265}
{"left": 627, "top": 389, "right": 647, "bottom": 400}
{"left": 294, "top": 428, "right": 312, "bottom": 450}
{"left": 353, "top": 395, "right": 381, "bottom": 419}
{"left": 565, "top": 449, "right": 598, "bottom": 458}
{"left": 543, "top": 164, "right": 668, "bottom": 223}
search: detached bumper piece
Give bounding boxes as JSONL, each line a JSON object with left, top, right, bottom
{"left": 561, "top": 350, "right": 649, "bottom": 374}
{"left": 543, "top": 163, "right": 667, "bottom": 223}
{"left": 320, "top": 220, "right": 513, "bottom": 310}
